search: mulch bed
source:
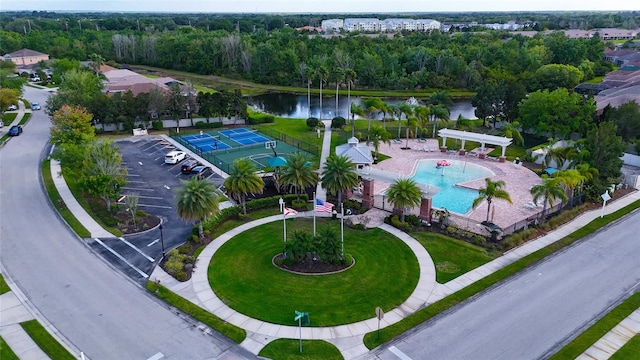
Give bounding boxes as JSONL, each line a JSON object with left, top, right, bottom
{"left": 273, "top": 254, "right": 351, "bottom": 274}
{"left": 114, "top": 212, "right": 162, "bottom": 234}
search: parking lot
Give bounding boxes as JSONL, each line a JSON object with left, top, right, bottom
{"left": 87, "top": 135, "right": 225, "bottom": 283}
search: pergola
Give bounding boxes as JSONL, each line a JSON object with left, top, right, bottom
{"left": 438, "top": 128, "right": 513, "bottom": 161}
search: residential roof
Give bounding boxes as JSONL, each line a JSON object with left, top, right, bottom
{"left": 335, "top": 139, "right": 374, "bottom": 164}
{"left": 102, "top": 69, "right": 175, "bottom": 96}
{"left": 4, "top": 48, "right": 48, "bottom": 58}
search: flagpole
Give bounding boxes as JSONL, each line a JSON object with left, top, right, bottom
{"left": 313, "top": 192, "right": 317, "bottom": 236}
{"left": 340, "top": 203, "right": 344, "bottom": 257}
{"left": 283, "top": 207, "right": 287, "bottom": 257}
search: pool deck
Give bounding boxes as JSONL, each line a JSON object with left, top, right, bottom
{"left": 371, "top": 138, "right": 545, "bottom": 229}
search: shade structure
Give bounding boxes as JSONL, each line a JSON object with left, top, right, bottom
{"left": 437, "top": 159, "right": 451, "bottom": 176}
{"left": 267, "top": 156, "right": 288, "bottom": 167}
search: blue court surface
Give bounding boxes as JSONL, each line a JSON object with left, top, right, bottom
{"left": 182, "top": 134, "right": 231, "bottom": 151}
{"left": 218, "top": 128, "right": 271, "bottom": 145}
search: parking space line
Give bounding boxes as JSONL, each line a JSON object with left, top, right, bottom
{"left": 142, "top": 144, "right": 159, "bottom": 152}
{"left": 119, "top": 194, "right": 164, "bottom": 200}
{"left": 119, "top": 237, "right": 155, "bottom": 262}
{"left": 126, "top": 174, "right": 140, "bottom": 177}
{"left": 389, "top": 346, "right": 413, "bottom": 360}
{"left": 146, "top": 352, "right": 164, "bottom": 360}
{"left": 147, "top": 239, "right": 160, "bottom": 247}
{"left": 93, "top": 238, "right": 149, "bottom": 278}
{"left": 138, "top": 204, "right": 173, "bottom": 209}
{"left": 121, "top": 187, "right": 155, "bottom": 192}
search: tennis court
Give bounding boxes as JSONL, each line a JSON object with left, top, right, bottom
{"left": 219, "top": 128, "right": 271, "bottom": 145}
{"left": 182, "top": 133, "right": 231, "bottom": 152}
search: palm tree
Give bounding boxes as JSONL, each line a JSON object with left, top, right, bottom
{"left": 414, "top": 105, "right": 430, "bottom": 138}
{"left": 472, "top": 178, "right": 513, "bottom": 223}
{"left": 367, "top": 125, "right": 391, "bottom": 161}
{"left": 333, "top": 67, "right": 345, "bottom": 117}
{"left": 498, "top": 121, "right": 524, "bottom": 146}
{"left": 321, "top": 155, "right": 359, "bottom": 205}
{"left": 279, "top": 153, "right": 319, "bottom": 200}
{"left": 345, "top": 69, "right": 356, "bottom": 121}
{"left": 554, "top": 169, "right": 586, "bottom": 207}
{"left": 304, "top": 64, "right": 315, "bottom": 119}
{"left": 429, "top": 104, "right": 450, "bottom": 138}
{"left": 363, "top": 97, "right": 384, "bottom": 131}
{"left": 175, "top": 177, "right": 220, "bottom": 238}
{"left": 350, "top": 102, "right": 365, "bottom": 137}
{"left": 530, "top": 177, "right": 568, "bottom": 220}
{"left": 316, "top": 65, "right": 328, "bottom": 119}
{"left": 429, "top": 90, "right": 453, "bottom": 108}
{"left": 224, "top": 158, "right": 264, "bottom": 214}
{"left": 386, "top": 178, "right": 422, "bottom": 222}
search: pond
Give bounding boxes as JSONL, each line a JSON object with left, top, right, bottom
{"left": 245, "top": 93, "right": 477, "bottom": 120}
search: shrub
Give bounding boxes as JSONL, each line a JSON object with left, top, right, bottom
{"left": 195, "top": 121, "right": 223, "bottom": 129}
{"left": 446, "top": 226, "right": 458, "bottom": 235}
{"left": 151, "top": 121, "right": 163, "bottom": 130}
{"left": 136, "top": 210, "right": 147, "bottom": 217}
{"left": 331, "top": 116, "right": 346, "bottom": 129}
{"left": 247, "top": 112, "right": 275, "bottom": 124}
{"left": 274, "top": 258, "right": 284, "bottom": 266}
{"left": 306, "top": 117, "right": 320, "bottom": 129}
{"left": 471, "top": 235, "right": 487, "bottom": 246}
{"left": 350, "top": 223, "right": 366, "bottom": 230}
{"left": 164, "top": 259, "right": 184, "bottom": 275}
{"left": 238, "top": 213, "right": 251, "bottom": 221}
{"left": 292, "top": 199, "right": 307, "bottom": 210}
{"left": 177, "top": 244, "right": 192, "bottom": 254}
{"left": 405, "top": 214, "right": 421, "bottom": 227}
{"left": 342, "top": 253, "right": 353, "bottom": 266}
{"left": 175, "top": 271, "right": 188, "bottom": 281}
{"left": 390, "top": 215, "right": 412, "bottom": 232}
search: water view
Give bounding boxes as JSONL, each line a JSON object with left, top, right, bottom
{"left": 245, "top": 93, "right": 477, "bottom": 120}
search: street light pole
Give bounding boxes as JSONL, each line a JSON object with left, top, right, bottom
{"left": 159, "top": 223, "right": 165, "bottom": 259}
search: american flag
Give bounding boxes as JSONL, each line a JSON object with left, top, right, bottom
{"left": 284, "top": 207, "right": 298, "bottom": 217}
{"left": 315, "top": 199, "right": 334, "bottom": 213}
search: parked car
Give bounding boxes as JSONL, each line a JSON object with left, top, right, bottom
{"left": 180, "top": 159, "right": 201, "bottom": 174}
{"left": 8, "top": 125, "right": 23, "bottom": 136}
{"left": 31, "top": 76, "right": 41, "bottom": 82}
{"left": 164, "top": 150, "right": 187, "bottom": 164}
{"left": 32, "top": 102, "right": 41, "bottom": 110}
{"left": 7, "top": 104, "right": 17, "bottom": 111}
{"left": 0, "top": 120, "right": 4, "bottom": 128}
{"left": 191, "top": 165, "right": 214, "bottom": 180}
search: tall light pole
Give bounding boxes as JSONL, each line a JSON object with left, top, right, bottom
{"left": 159, "top": 223, "right": 165, "bottom": 259}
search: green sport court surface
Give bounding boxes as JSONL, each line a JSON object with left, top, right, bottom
{"left": 174, "top": 127, "right": 315, "bottom": 173}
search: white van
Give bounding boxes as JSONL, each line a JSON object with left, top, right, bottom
{"left": 164, "top": 150, "right": 187, "bottom": 164}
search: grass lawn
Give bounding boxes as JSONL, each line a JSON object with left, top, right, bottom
{"left": 550, "top": 292, "right": 640, "bottom": 360}
{"left": 0, "top": 336, "right": 19, "bottom": 360}
{"left": 1, "top": 113, "right": 17, "bottom": 122}
{"left": 145, "top": 282, "right": 246, "bottom": 343}
{"left": 363, "top": 200, "right": 640, "bottom": 349}
{"left": 610, "top": 333, "right": 640, "bottom": 360}
{"left": 0, "top": 273, "right": 10, "bottom": 294}
{"left": 411, "top": 232, "right": 501, "bottom": 283}
{"left": 18, "top": 113, "right": 30, "bottom": 125}
{"left": 41, "top": 160, "right": 90, "bottom": 238}
{"left": 259, "top": 339, "right": 343, "bottom": 360}
{"left": 209, "top": 218, "right": 419, "bottom": 326}
{"left": 20, "top": 320, "right": 75, "bottom": 360}
{"left": 65, "top": 175, "right": 122, "bottom": 236}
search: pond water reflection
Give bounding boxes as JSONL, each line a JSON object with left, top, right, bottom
{"left": 245, "top": 93, "right": 477, "bottom": 120}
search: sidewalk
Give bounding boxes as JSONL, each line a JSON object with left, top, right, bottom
{"left": 40, "top": 122, "right": 640, "bottom": 359}
{"left": 151, "top": 190, "right": 640, "bottom": 359}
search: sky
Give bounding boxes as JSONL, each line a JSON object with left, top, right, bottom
{"left": 1, "top": 0, "right": 639, "bottom": 13}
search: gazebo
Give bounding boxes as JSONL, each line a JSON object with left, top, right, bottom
{"left": 437, "top": 129, "right": 513, "bottom": 162}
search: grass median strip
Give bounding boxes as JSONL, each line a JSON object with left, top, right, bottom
{"left": 0, "top": 336, "right": 20, "bottom": 360}
{"left": 41, "top": 160, "right": 91, "bottom": 238}
{"left": 364, "top": 200, "right": 640, "bottom": 349}
{"left": 145, "top": 281, "right": 246, "bottom": 343}
{"left": 610, "top": 333, "right": 640, "bottom": 360}
{"left": 550, "top": 292, "right": 640, "bottom": 360}
{"left": 0, "top": 273, "right": 10, "bottom": 295}
{"left": 259, "top": 339, "right": 344, "bottom": 360}
{"left": 20, "top": 320, "right": 75, "bottom": 360}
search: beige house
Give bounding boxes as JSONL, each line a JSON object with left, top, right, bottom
{"left": 3, "top": 48, "right": 49, "bottom": 66}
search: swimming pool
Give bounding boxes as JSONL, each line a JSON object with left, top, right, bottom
{"left": 411, "top": 159, "right": 494, "bottom": 214}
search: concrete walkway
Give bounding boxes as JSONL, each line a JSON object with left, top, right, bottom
{"left": 314, "top": 120, "right": 333, "bottom": 202}
{"left": 16, "top": 120, "right": 640, "bottom": 359}
{"left": 577, "top": 308, "right": 640, "bottom": 359}
{"left": 49, "top": 159, "right": 114, "bottom": 238}
{"left": 149, "top": 190, "right": 640, "bottom": 359}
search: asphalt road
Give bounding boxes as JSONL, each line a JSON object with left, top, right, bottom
{"left": 369, "top": 210, "right": 640, "bottom": 360}
{"left": 0, "top": 86, "right": 255, "bottom": 359}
